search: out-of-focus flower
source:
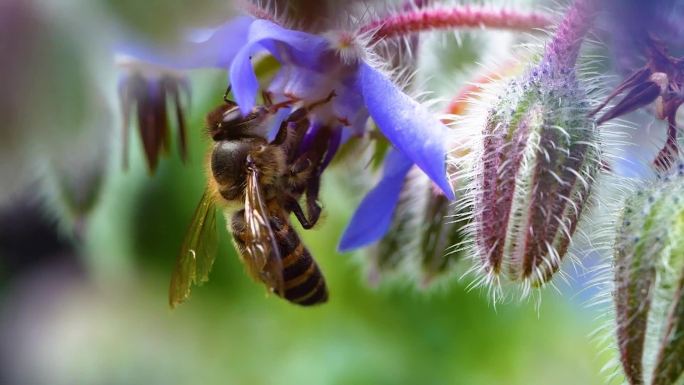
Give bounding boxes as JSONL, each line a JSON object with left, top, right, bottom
{"left": 613, "top": 168, "right": 684, "bottom": 385}
{"left": 599, "top": 0, "right": 684, "bottom": 75}
{"left": 118, "top": 60, "right": 190, "bottom": 172}
{"left": 593, "top": 0, "right": 684, "bottom": 174}
{"left": 592, "top": 40, "right": 684, "bottom": 171}
{"left": 0, "top": 0, "right": 99, "bottom": 201}
{"left": 464, "top": 0, "right": 601, "bottom": 292}
{"left": 337, "top": 154, "right": 468, "bottom": 287}
{"left": 0, "top": 0, "right": 112, "bottom": 237}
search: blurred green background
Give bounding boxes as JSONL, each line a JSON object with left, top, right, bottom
{"left": 0, "top": 0, "right": 620, "bottom": 384}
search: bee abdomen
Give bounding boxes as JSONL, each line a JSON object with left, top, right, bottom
{"left": 232, "top": 211, "right": 328, "bottom": 306}
{"left": 275, "top": 220, "right": 328, "bottom": 306}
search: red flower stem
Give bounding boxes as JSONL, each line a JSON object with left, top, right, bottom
{"left": 359, "top": 6, "right": 553, "bottom": 43}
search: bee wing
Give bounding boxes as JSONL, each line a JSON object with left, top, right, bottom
{"left": 169, "top": 189, "right": 218, "bottom": 308}
{"left": 243, "top": 161, "right": 285, "bottom": 295}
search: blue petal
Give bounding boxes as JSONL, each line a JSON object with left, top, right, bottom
{"left": 184, "top": 16, "right": 254, "bottom": 68}
{"left": 115, "top": 16, "right": 253, "bottom": 70}
{"left": 333, "top": 82, "right": 367, "bottom": 128}
{"left": 230, "top": 45, "right": 260, "bottom": 114}
{"left": 266, "top": 107, "right": 292, "bottom": 142}
{"left": 246, "top": 20, "right": 329, "bottom": 68}
{"left": 338, "top": 150, "right": 413, "bottom": 251}
{"left": 298, "top": 122, "right": 321, "bottom": 154}
{"left": 320, "top": 128, "right": 343, "bottom": 171}
{"left": 229, "top": 19, "right": 329, "bottom": 114}
{"left": 360, "top": 63, "right": 454, "bottom": 199}
{"left": 269, "top": 65, "right": 331, "bottom": 101}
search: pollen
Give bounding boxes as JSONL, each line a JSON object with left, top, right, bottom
{"left": 324, "top": 30, "right": 367, "bottom": 64}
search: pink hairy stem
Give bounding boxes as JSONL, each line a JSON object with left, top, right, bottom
{"left": 359, "top": 6, "right": 553, "bottom": 43}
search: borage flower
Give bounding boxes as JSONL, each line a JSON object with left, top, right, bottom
{"left": 224, "top": 15, "right": 455, "bottom": 198}
{"left": 592, "top": 39, "right": 684, "bottom": 172}
{"left": 118, "top": 2, "right": 553, "bottom": 253}
{"left": 119, "top": 7, "right": 453, "bottom": 206}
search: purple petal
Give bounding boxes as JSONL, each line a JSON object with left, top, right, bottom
{"left": 266, "top": 106, "right": 292, "bottom": 142}
{"left": 333, "top": 83, "right": 367, "bottom": 127}
{"left": 269, "top": 65, "right": 331, "bottom": 101}
{"left": 115, "top": 16, "right": 253, "bottom": 70}
{"left": 320, "top": 127, "right": 343, "bottom": 171}
{"left": 229, "top": 46, "right": 260, "bottom": 114}
{"left": 246, "top": 20, "right": 329, "bottom": 68}
{"left": 360, "top": 63, "right": 454, "bottom": 199}
{"left": 184, "top": 16, "right": 254, "bottom": 68}
{"left": 298, "top": 122, "right": 321, "bottom": 155}
{"left": 229, "top": 19, "right": 331, "bottom": 114}
{"left": 338, "top": 150, "right": 413, "bottom": 251}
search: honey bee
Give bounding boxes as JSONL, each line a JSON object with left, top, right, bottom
{"left": 169, "top": 88, "right": 335, "bottom": 308}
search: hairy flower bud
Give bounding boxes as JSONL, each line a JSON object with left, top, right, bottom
{"left": 470, "top": 62, "right": 600, "bottom": 289}
{"left": 367, "top": 165, "right": 466, "bottom": 287}
{"left": 370, "top": 166, "right": 431, "bottom": 280}
{"left": 418, "top": 193, "right": 468, "bottom": 285}
{"left": 614, "top": 172, "right": 684, "bottom": 385}
{"left": 466, "top": 0, "right": 600, "bottom": 292}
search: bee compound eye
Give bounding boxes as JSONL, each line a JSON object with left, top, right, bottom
{"left": 211, "top": 141, "right": 249, "bottom": 186}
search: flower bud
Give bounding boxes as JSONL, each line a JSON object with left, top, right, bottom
{"left": 370, "top": 165, "right": 431, "bottom": 282}
{"left": 118, "top": 61, "right": 190, "bottom": 173}
{"left": 614, "top": 173, "right": 684, "bottom": 385}
{"left": 470, "top": 61, "right": 601, "bottom": 288}
{"left": 418, "top": 193, "right": 468, "bottom": 286}
{"left": 366, "top": 165, "right": 466, "bottom": 287}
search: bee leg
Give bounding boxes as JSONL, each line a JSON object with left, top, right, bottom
{"left": 286, "top": 157, "right": 323, "bottom": 228}
{"left": 280, "top": 91, "right": 336, "bottom": 137}
{"left": 283, "top": 195, "right": 316, "bottom": 229}
{"left": 272, "top": 120, "right": 292, "bottom": 146}
{"left": 281, "top": 120, "right": 311, "bottom": 163}
{"left": 282, "top": 154, "right": 315, "bottom": 195}
{"left": 284, "top": 107, "right": 309, "bottom": 125}
{"left": 267, "top": 96, "right": 299, "bottom": 114}
{"left": 303, "top": 90, "right": 337, "bottom": 112}
{"left": 261, "top": 90, "right": 297, "bottom": 112}
{"left": 304, "top": 173, "right": 322, "bottom": 227}
{"left": 290, "top": 156, "right": 312, "bottom": 175}
{"left": 223, "top": 85, "right": 233, "bottom": 103}
{"left": 274, "top": 120, "right": 311, "bottom": 162}
{"left": 292, "top": 128, "right": 328, "bottom": 226}
{"left": 230, "top": 210, "right": 248, "bottom": 249}
{"left": 261, "top": 90, "right": 273, "bottom": 106}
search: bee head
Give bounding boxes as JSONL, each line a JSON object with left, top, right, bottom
{"left": 206, "top": 102, "right": 241, "bottom": 141}
{"left": 211, "top": 138, "right": 256, "bottom": 201}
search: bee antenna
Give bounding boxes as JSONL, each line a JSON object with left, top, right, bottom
{"left": 223, "top": 85, "right": 233, "bottom": 104}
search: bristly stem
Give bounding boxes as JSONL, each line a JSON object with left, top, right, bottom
{"left": 238, "top": 0, "right": 276, "bottom": 22}
{"left": 543, "top": 0, "right": 598, "bottom": 69}
{"left": 359, "top": 6, "right": 553, "bottom": 43}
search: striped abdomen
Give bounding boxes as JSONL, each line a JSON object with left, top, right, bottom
{"left": 230, "top": 209, "right": 328, "bottom": 306}
{"left": 270, "top": 215, "right": 328, "bottom": 306}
